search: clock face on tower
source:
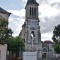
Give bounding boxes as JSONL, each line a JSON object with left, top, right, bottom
{"left": 30, "top": 21, "right": 36, "bottom": 29}
{"left": 28, "top": 19, "right": 38, "bottom": 30}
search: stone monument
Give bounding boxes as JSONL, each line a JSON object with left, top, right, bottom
{"left": 23, "top": 52, "right": 37, "bottom": 60}
{"left": 23, "top": 33, "right": 37, "bottom": 60}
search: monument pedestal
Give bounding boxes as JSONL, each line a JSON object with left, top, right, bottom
{"left": 0, "top": 44, "right": 7, "bottom": 60}
{"left": 23, "top": 52, "right": 37, "bottom": 60}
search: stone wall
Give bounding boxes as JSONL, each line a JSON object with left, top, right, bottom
{"left": 0, "top": 44, "right": 7, "bottom": 60}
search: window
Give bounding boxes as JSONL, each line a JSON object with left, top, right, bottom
{"left": 31, "top": 31, "right": 35, "bottom": 37}
{"left": 43, "top": 48, "right": 47, "bottom": 52}
{"left": 32, "top": 8, "right": 33, "bottom": 16}
{"left": 30, "top": 7, "right": 31, "bottom": 16}
{"left": 30, "top": 7, "right": 37, "bottom": 17}
{"left": 34, "top": 8, "right": 36, "bottom": 17}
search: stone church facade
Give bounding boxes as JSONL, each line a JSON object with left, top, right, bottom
{"left": 20, "top": 0, "right": 55, "bottom": 60}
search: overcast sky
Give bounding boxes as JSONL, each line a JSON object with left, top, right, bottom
{"left": 0, "top": 0, "right": 60, "bottom": 41}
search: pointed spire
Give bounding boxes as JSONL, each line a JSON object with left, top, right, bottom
{"left": 26, "top": 0, "right": 39, "bottom": 6}
{"left": 28, "top": 0, "right": 36, "bottom": 3}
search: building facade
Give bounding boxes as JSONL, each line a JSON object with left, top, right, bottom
{"left": 20, "top": 0, "right": 55, "bottom": 60}
{"left": 0, "top": 7, "right": 11, "bottom": 60}
{"left": 0, "top": 7, "right": 11, "bottom": 20}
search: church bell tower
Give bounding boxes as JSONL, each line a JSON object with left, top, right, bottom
{"left": 20, "top": 0, "right": 42, "bottom": 56}
{"left": 25, "top": 0, "right": 39, "bottom": 20}
{"left": 20, "top": 0, "right": 42, "bottom": 59}
{"left": 24, "top": 0, "right": 41, "bottom": 50}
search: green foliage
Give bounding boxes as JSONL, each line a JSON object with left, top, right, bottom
{"left": 52, "top": 24, "right": 60, "bottom": 43}
{"left": 7, "top": 36, "right": 25, "bottom": 52}
{"left": 54, "top": 44, "right": 60, "bottom": 54}
{"left": 52, "top": 24, "right": 60, "bottom": 53}
{"left": 0, "top": 17, "right": 12, "bottom": 44}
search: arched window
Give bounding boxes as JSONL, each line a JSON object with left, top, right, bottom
{"left": 31, "top": 31, "right": 35, "bottom": 37}
{"left": 43, "top": 48, "right": 47, "bottom": 52}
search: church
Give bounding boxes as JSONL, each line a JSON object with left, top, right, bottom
{"left": 20, "top": 0, "right": 55, "bottom": 60}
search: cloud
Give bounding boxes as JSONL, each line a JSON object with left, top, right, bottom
{"left": 8, "top": 0, "right": 60, "bottom": 41}
{"left": 37, "top": 0, "right": 60, "bottom": 4}
{"left": 8, "top": 9, "right": 25, "bottom": 18}
{"left": 8, "top": 16, "right": 25, "bottom": 36}
{"left": 40, "top": 14, "right": 60, "bottom": 33}
{"left": 49, "top": 0, "right": 60, "bottom": 4}
{"left": 39, "top": 4, "right": 60, "bottom": 18}
{"left": 8, "top": 9, "right": 25, "bottom": 36}
{"left": 23, "top": 0, "right": 27, "bottom": 2}
{"left": 40, "top": 15, "right": 60, "bottom": 42}
{"left": 41, "top": 32, "right": 53, "bottom": 41}
{"left": 37, "top": 0, "right": 60, "bottom": 41}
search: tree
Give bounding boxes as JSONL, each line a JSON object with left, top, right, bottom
{"left": 52, "top": 24, "right": 60, "bottom": 43}
{"left": 52, "top": 24, "right": 60, "bottom": 53}
{"left": 15, "top": 36, "right": 25, "bottom": 51}
{"left": 54, "top": 44, "right": 60, "bottom": 54}
{"left": 7, "top": 36, "right": 25, "bottom": 52}
{"left": 7, "top": 36, "right": 25, "bottom": 59}
{"left": 0, "top": 17, "right": 12, "bottom": 44}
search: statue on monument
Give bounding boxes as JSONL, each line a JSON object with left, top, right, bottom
{"left": 31, "top": 31, "right": 36, "bottom": 51}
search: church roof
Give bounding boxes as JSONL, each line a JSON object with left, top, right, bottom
{"left": 44, "top": 41, "right": 53, "bottom": 44}
{"left": 26, "top": 0, "right": 39, "bottom": 6}
{"left": 0, "top": 7, "right": 11, "bottom": 14}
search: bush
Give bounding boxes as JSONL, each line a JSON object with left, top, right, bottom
{"left": 54, "top": 44, "right": 60, "bottom": 54}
